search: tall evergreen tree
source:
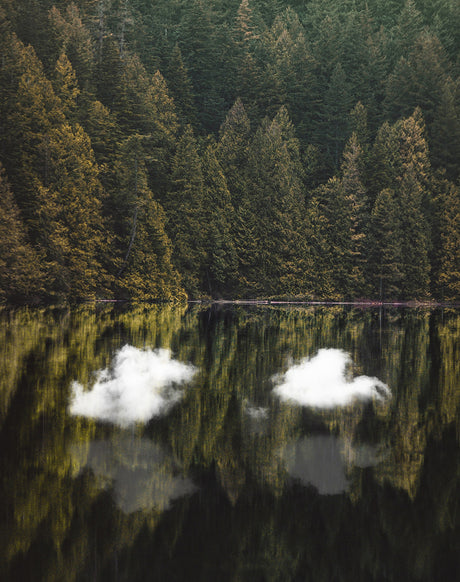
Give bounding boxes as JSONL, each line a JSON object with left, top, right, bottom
{"left": 163, "top": 125, "right": 205, "bottom": 296}
{"left": 321, "top": 62, "right": 353, "bottom": 170}
{"left": 217, "top": 98, "right": 252, "bottom": 208}
{"left": 166, "top": 44, "right": 197, "bottom": 127}
{"left": 178, "top": 0, "right": 229, "bottom": 132}
{"left": 34, "top": 122, "right": 111, "bottom": 298}
{"left": 242, "top": 106, "right": 306, "bottom": 296}
{"left": 432, "top": 177, "right": 460, "bottom": 301}
{"left": 340, "top": 132, "right": 368, "bottom": 294}
{"left": 201, "top": 142, "right": 238, "bottom": 296}
{"left": 384, "top": 32, "right": 451, "bottom": 146}
{"left": 113, "top": 135, "right": 184, "bottom": 300}
{"left": 430, "top": 77, "right": 460, "bottom": 181}
{"left": 48, "top": 4, "right": 94, "bottom": 91}
{"left": 0, "top": 165, "right": 43, "bottom": 301}
{"left": 52, "top": 51, "right": 80, "bottom": 119}
{"left": 366, "top": 188, "right": 404, "bottom": 299}
{"left": 395, "top": 109, "right": 431, "bottom": 298}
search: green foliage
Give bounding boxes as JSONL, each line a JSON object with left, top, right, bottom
{"left": 0, "top": 166, "right": 43, "bottom": 301}
{"left": 163, "top": 125, "right": 206, "bottom": 297}
{"left": 201, "top": 142, "right": 238, "bottom": 295}
{"left": 366, "top": 189, "right": 404, "bottom": 299}
{"left": 435, "top": 179, "right": 460, "bottom": 300}
{"left": 0, "top": 0, "right": 459, "bottom": 302}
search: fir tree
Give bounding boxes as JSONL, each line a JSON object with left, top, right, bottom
{"left": 112, "top": 135, "right": 184, "bottom": 300}
{"left": 366, "top": 189, "right": 404, "bottom": 299}
{"left": 433, "top": 178, "right": 460, "bottom": 301}
{"left": 395, "top": 110, "right": 432, "bottom": 298}
{"left": 0, "top": 165, "right": 43, "bottom": 301}
{"left": 52, "top": 52, "right": 80, "bottom": 119}
{"left": 201, "top": 142, "right": 238, "bottom": 296}
{"left": 163, "top": 125, "right": 205, "bottom": 296}
{"left": 48, "top": 4, "right": 94, "bottom": 91}
{"left": 243, "top": 106, "right": 306, "bottom": 296}
{"left": 166, "top": 44, "right": 197, "bottom": 127}
{"left": 217, "top": 98, "right": 252, "bottom": 208}
{"left": 34, "top": 123, "right": 110, "bottom": 298}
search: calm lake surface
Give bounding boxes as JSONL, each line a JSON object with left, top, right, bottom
{"left": 0, "top": 304, "right": 459, "bottom": 582}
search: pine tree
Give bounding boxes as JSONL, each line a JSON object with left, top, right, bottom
{"left": 233, "top": 1, "right": 264, "bottom": 120}
{"left": 178, "top": 0, "right": 228, "bottom": 132}
{"left": 34, "top": 123, "right": 111, "bottom": 298}
{"left": 260, "top": 8, "right": 318, "bottom": 137}
{"left": 433, "top": 178, "right": 460, "bottom": 301}
{"left": 305, "top": 195, "right": 335, "bottom": 298}
{"left": 0, "top": 165, "right": 43, "bottom": 301}
{"left": 163, "top": 125, "right": 205, "bottom": 296}
{"left": 389, "top": 0, "right": 424, "bottom": 62}
{"left": 95, "top": 33, "right": 124, "bottom": 110}
{"left": 201, "top": 142, "right": 238, "bottom": 296}
{"left": 81, "top": 99, "right": 118, "bottom": 170}
{"left": 395, "top": 110, "right": 431, "bottom": 298}
{"left": 311, "top": 177, "right": 352, "bottom": 298}
{"left": 166, "top": 44, "right": 197, "bottom": 126}
{"left": 367, "top": 120, "right": 401, "bottom": 205}
{"left": 217, "top": 99, "right": 252, "bottom": 208}
{"left": 0, "top": 33, "right": 65, "bottom": 225}
{"left": 141, "top": 70, "right": 179, "bottom": 199}
{"left": 385, "top": 31, "right": 450, "bottom": 140}
{"left": 430, "top": 77, "right": 460, "bottom": 181}
{"left": 340, "top": 133, "right": 368, "bottom": 294}
{"left": 52, "top": 52, "right": 80, "bottom": 119}
{"left": 48, "top": 4, "right": 94, "bottom": 91}
{"left": 366, "top": 189, "right": 404, "bottom": 299}
{"left": 242, "top": 106, "right": 307, "bottom": 296}
{"left": 321, "top": 62, "right": 353, "bottom": 170}
{"left": 112, "top": 135, "right": 184, "bottom": 300}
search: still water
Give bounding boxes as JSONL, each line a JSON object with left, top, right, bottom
{"left": 0, "top": 304, "right": 459, "bottom": 581}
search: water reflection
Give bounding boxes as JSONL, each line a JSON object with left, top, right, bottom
{"left": 0, "top": 304, "right": 458, "bottom": 581}
{"left": 281, "top": 436, "right": 350, "bottom": 494}
{"left": 70, "top": 437, "right": 196, "bottom": 513}
{"left": 280, "top": 435, "right": 386, "bottom": 495}
{"left": 69, "top": 345, "right": 196, "bottom": 426}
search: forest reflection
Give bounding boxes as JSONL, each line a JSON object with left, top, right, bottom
{"left": 0, "top": 304, "right": 458, "bottom": 581}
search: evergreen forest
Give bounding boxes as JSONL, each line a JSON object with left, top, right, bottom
{"left": 0, "top": 0, "right": 459, "bottom": 303}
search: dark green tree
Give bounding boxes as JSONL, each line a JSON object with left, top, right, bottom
{"left": 0, "top": 165, "right": 43, "bottom": 301}
{"left": 241, "top": 106, "right": 307, "bottom": 296}
{"left": 48, "top": 4, "right": 94, "bottom": 91}
{"left": 165, "top": 44, "right": 197, "bottom": 127}
{"left": 201, "top": 142, "right": 238, "bottom": 296}
{"left": 113, "top": 135, "right": 185, "bottom": 300}
{"left": 217, "top": 98, "right": 252, "bottom": 208}
{"left": 163, "top": 125, "right": 205, "bottom": 296}
{"left": 395, "top": 110, "right": 431, "bottom": 298}
{"left": 366, "top": 188, "right": 404, "bottom": 299}
{"left": 432, "top": 177, "right": 460, "bottom": 301}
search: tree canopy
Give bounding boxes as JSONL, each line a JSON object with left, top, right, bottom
{"left": 0, "top": 0, "right": 459, "bottom": 302}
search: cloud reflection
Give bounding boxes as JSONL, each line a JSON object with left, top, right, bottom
{"left": 273, "top": 348, "right": 390, "bottom": 409}
{"left": 69, "top": 346, "right": 196, "bottom": 426}
{"left": 70, "top": 438, "right": 196, "bottom": 513}
{"left": 281, "top": 436, "right": 385, "bottom": 495}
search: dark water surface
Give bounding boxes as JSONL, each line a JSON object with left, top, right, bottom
{"left": 0, "top": 304, "right": 459, "bottom": 581}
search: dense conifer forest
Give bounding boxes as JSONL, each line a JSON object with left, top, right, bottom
{"left": 0, "top": 0, "right": 459, "bottom": 302}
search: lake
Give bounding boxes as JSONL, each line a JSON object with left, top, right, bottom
{"left": 0, "top": 304, "right": 459, "bottom": 581}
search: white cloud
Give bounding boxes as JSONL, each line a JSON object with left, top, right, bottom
{"left": 69, "top": 345, "right": 196, "bottom": 426}
{"left": 273, "top": 348, "right": 390, "bottom": 408}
